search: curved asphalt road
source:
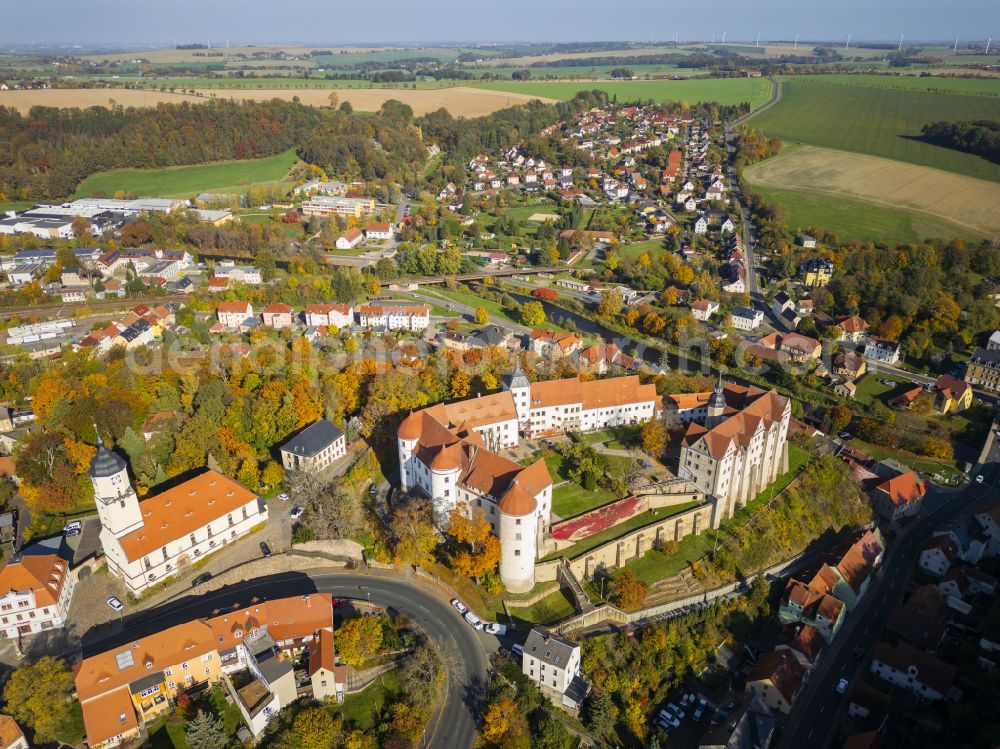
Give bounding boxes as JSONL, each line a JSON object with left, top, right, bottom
{"left": 84, "top": 570, "right": 488, "bottom": 749}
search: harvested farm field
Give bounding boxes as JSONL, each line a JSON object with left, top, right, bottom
{"left": 0, "top": 86, "right": 553, "bottom": 117}
{"left": 745, "top": 144, "right": 1000, "bottom": 238}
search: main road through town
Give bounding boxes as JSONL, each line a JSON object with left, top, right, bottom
{"left": 776, "top": 440, "right": 1000, "bottom": 749}
{"left": 83, "top": 570, "right": 489, "bottom": 749}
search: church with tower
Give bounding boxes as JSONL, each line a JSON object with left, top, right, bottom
{"left": 89, "top": 436, "right": 268, "bottom": 594}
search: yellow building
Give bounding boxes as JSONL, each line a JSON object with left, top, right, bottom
{"left": 799, "top": 258, "right": 833, "bottom": 287}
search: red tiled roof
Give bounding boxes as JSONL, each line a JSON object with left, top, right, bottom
{"left": 749, "top": 650, "right": 806, "bottom": 704}
{"left": 933, "top": 374, "right": 971, "bottom": 402}
{"left": 872, "top": 641, "right": 956, "bottom": 695}
{"left": 875, "top": 470, "right": 925, "bottom": 507}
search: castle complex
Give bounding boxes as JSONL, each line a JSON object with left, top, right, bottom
{"left": 400, "top": 372, "right": 791, "bottom": 592}
{"left": 398, "top": 369, "right": 661, "bottom": 592}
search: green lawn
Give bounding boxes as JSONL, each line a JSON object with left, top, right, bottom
{"left": 581, "top": 426, "right": 642, "bottom": 447}
{"left": 0, "top": 201, "right": 33, "bottom": 212}
{"left": 147, "top": 687, "right": 242, "bottom": 748}
{"left": 747, "top": 183, "right": 984, "bottom": 245}
{"left": 507, "top": 588, "right": 577, "bottom": 627}
{"left": 551, "top": 481, "right": 618, "bottom": 520}
{"left": 426, "top": 286, "right": 563, "bottom": 331}
{"left": 621, "top": 444, "right": 812, "bottom": 584}
{"left": 328, "top": 669, "right": 402, "bottom": 731}
{"left": 852, "top": 372, "right": 912, "bottom": 407}
{"left": 618, "top": 238, "right": 667, "bottom": 259}
{"left": 844, "top": 438, "right": 960, "bottom": 477}
{"left": 74, "top": 148, "right": 300, "bottom": 199}
{"left": 476, "top": 77, "right": 774, "bottom": 109}
{"left": 749, "top": 77, "right": 1000, "bottom": 181}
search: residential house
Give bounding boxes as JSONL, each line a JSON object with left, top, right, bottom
{"left": 335, "top": 228, "right": 363, "bottom": 250}
{"left": 886, "top": 602, "right": 946, "bottom": 652}
{"left": 529, "top": 329, "right": 582, "bottom": 358}
{"left": 307, "top": 628, "right": 347, "bottom": 703}
{"left": 730, "top": 306, "right": 764, "bottom": 332}
{"left": 357, "top": 304, "right": 430, "bottom": 331}
{"left": 940, "top": 565, "right": 997, "bottom": 601}
{"left": 578, "top": 343, "right": 635, "bottom": 374}
{"left": 0, "top": 538, "right": 75, "bottom": 639}
{"left": 919, "top": 536, "right": 959, "bottom": 577}
{"left": 838, "top": 316, "right": 869, "bottom": 344}
{"left": 747, "top": 650, "right": 807, "bottom": 714}
{"left": 0, "top": 716, "right": 27, "bottom": 749}
{"left": 691, "top": 299, "right": 720, "bottom": 322}
{"left": 772, "top": 291, "right": 794, "bottom": 320}
{"left": 522, "top": 627, "right": 588, "bottom": 709}
{"left": 280, "top": 419, "right": 347, "bottom": 473}
{"left": 799, "top": 258, "right": 834, "bottom": 287}
{"left": 975, "top": 503, "right": 1000, "bottom": 555}
{"left": 776, "top": 623, "right": 825, "bottom": 670}
{"left": 798, "top": 235, "right": 817, "bottom": 249}
{"left": 365, "top": 222, "right": 393, "bottom": 241}
{"left": 757, "top": 332, "right": 822, "bottom": 363}
{"left": 835, "top": 381, "right": 857, "bottom": 399}
{"left": 217, "top": 301, "right": 253, "bottom": 330}
{"left": 304, "top": 303, "right": 353, "bottom": 329}
{"left": 75, "top": 595, "right": 334, "bottom": 748}
{"left": 870, "top": 641, "right": 957, "bottom": 701}
{"left": 871, "top": 469, "right": 925, "bottom": 522}
{"left": 864, "top": 337, "right": 901, "bottom": 365}
{"left": 932, "top": 374, "right": 972, "bottom": 414}
{"left": 833, "top": 352, "right": 867, "bottom": 380}
{"left": 966, "top": 346, "right": 1000, "bottom": 392}
{"left": 213, "top": 264, "right": 261, "bottom": 286}
{"left": 261, "top": 303, "right": 294, "bottom": 330}
{"left": 847, "top": 682, "right": 891, "bottom": 722}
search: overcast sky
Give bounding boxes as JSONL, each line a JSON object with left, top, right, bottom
{"left": 3, "top": 0, "right": 996, "bottom": 46}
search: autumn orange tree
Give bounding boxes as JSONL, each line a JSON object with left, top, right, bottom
{"left": 447, "top": 507, "right": 502, "bottom": 581}
{"left": 336, "top": 615, "right": 384, "bottom": 667}
{"left": 609, "top": 568, "right": 647, "bottom": 611}
{"left": 477, "top": 697, "right": 529, "bottom": 749}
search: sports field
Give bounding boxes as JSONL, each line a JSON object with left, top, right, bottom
{"left": 744, "top": 144, "right": 1000, "bottom": 239}
{"left": 749, "top": 76, "right": 1000, "bottom": 181}
{"left": 74, "top": 148, "right": 299, "bottom": 199}
{"left": 476, "top": 77, "right": 774, "bottom": 109}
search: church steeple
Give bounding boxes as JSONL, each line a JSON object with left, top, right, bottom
{"left": 706, "top": 373, "right": 727, "bottom": 427}
{"left": 88, "top": 432, "right": 142, "bottom": 538}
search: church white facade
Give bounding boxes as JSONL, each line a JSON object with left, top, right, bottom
{"left": 89, "top": 438, "right": 268, "bottom": 593}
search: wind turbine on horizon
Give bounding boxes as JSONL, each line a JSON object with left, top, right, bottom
{"left": 755, "top": 32, "right": 761, "bottom": 47}
{"left": 845, "top": 34, "right": 851, "bottom": 50}
{"left": 794, "top": 34, "right": 799, "bottom": 51}
{"left": 898, "top": 33, "right": 904, "bottom": 51}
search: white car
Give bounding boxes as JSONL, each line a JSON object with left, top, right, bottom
{"left": 976, "top": 475, "right": 985, "bottom": 484}
{"left": 107, "top": 596, "right": 124, "bottom": 612}
{"left": 666, "top": 702, "right": 685, "bottom": 719}
{"left": 277, "top": 492, "right": 290, "bottom": 501}
{"left": 62, "top": 520, "right": 83, "bottom": 536}
{"left": 289, "top": 506, "right": 305, "bottom": 519}
{"left": 464, "top": 611, "right": 484, "bottom": 630}
{"left": 835, "top": 678, "right": 849, "bottom": 694}
{"left": 484, "top": 622, "right": 507, "bottom": 636}
{"left": 450, "top": 598, "right": 468, "bottom": 615}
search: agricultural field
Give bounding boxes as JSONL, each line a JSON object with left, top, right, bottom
{"left": 476, "top": 77, "right": 774, "bottom": 109}
{"left": 74, "top": 148, "right": 300, "bottom": 199}
{"left": 748, "top": 76, "right": 1000, "bottom": 181}
{"left": 777, "top": 73, "right": 1000, "bottom": 95}
{"left": 744, "top": 144, "right": 1000, "bottom": 239}
{"left": 0, "top": 85, "right": 550, "bottom": 116}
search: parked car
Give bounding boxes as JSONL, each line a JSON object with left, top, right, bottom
{"left": 693, "top": 698, "right": 708, "bottom": 721}
{"left": 290, "top": 506, "right": 305, "bottom": 519}
{"left": 838, "top": 432, "right": 852, "bottom": 440}
{"left": 976, "top": 474, "right": 985, "bottom": 484}
{"left": 658, "top": 710, "right": 681, "bottom": 729}
{"left": 450, "top": 598, "right": 468, "bottom": 615}
{"left": 331, "top": 598, "right": 346, "bottom": 608}
{"left": 368, "top": 484, "right": 378, "bottom": 495}
{"left": 484, "top": 622, "right": 507, "bottom": 636}
{"left": 464, "top": 611, "right": 484, "bottom": 630}
{"left": 277, "top": 492, "right": 290, "bottom": 501}
{"left": 106, "top": 596, "right": 124, "bottom": 612}
{"left": 260, "top": 541, "right": 273, "bottom": 558}
{"left": 62, "top": 520, "right": 83, "bottom": 536}
{"left": 836, "top": 678, "right": 849, "bottom": 694}
{"left": 853, "top": 645, "right": 867, "bottom": 659}
{"left": 666, "top": 702, "right": 685, "bottom": 719}
{"left": 192, "top": 572, "right": 212, "bottom": 587}
{"left": 511, "top": 643, "right": 524, "bottom": 659}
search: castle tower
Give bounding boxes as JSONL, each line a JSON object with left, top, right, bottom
{"left": 503, "top": 363, "right": 531, "bottom": 430}
{"left": 706, "top": 373, "right": 726, "bottom": 428}
{"left": 88, "top": 433, "right": 142, "bottom": 538}
{"left": 497, "top": 482, "right": 538, "bottom": 593}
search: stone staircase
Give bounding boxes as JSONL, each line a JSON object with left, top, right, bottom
{"left": 557, "top": 558, "right": 595, "bottom": 614}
